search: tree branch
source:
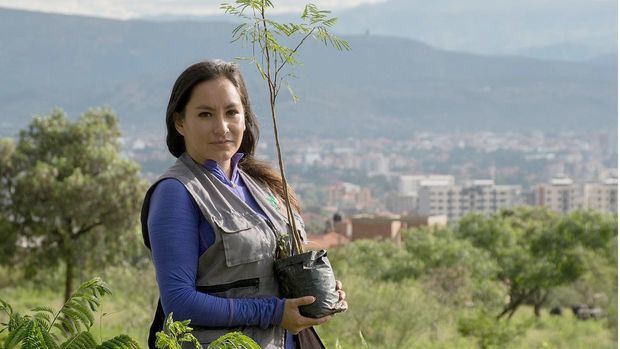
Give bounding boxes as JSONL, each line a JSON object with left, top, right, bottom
{"left": 71, "top": 221, "right": 103, "bottom": 240}
{"left": 274, "top": 28, "right": 315, "bottom": 78}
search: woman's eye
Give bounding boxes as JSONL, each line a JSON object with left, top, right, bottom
{"left": 227, "top": 110, "right": 240, "bottom": 117}
{"left": 199, "top": 112, "right": 212, "bottom": 117}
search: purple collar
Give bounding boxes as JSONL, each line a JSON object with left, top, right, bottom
{"left": 202, "top": 152, "right": 245, "bottom": 184}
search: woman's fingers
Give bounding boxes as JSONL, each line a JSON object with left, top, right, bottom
{"left": 337, "top": 289, "right": 346, "bottom": 301}
{"left": 293, "top": 296, "right": 316, "bottom": 307}
{"left": 306, "top": 315, "right": 332, "bottom": 326}
{"left": 335, "top": 279, "right": 342, "bottom": 290}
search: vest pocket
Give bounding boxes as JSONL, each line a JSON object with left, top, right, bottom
{"left": 196, "top": 278, "right": 259, "bottom": 294}
{"left": 213, "top": 214, "right": 273, "bottom": 267}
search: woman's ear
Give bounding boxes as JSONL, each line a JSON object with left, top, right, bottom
{"left": 174, "top": 112, "right": 185, "bottom": 136}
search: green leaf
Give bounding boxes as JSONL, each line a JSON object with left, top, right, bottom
{"left": 4, "top": 318, "right": 30, "bottom": 349}
{"left": 155, "top": 313, "right": 200, "bottom": 349}
{"left": 207, "top": 331, "right": 260, "bottom": 349}
{"left": 20, "top": 320, "right": 59, "bottom": 349}
{"left": 31, "top": 307, "right": 55, "bottom": 315}
{"left": 96, "top": 335, "right": 140, "bottom": 349}
{"left": 53, "top": 278, "right": 110, "bottom": 337}
{"left": 0, "top": 299, "right": 14, "bottom": 317}
{"left": 60, "top": 331, "right": 98, "bottom": 349}
{"left": 286, "top": 84, "right": 299, "bottom": 103}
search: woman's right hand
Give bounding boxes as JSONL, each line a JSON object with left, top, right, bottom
{"left": 281, "top": 296, "right": 332, "bottom": 334}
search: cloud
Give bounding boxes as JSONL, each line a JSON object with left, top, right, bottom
{"left": 0, "top": 0, "right": 387, "bottom": 20}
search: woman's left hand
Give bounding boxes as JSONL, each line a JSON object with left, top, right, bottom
{"left": 335, "top": 280, "right": 348, "bottom": 311}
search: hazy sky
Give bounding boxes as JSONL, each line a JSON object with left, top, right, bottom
{"left": 0, "top": 0, "right": 386, "bottom": 19}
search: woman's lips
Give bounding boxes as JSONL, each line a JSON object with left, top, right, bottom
{"left": 210, "top": 140, "right": 233, "bottom": 145}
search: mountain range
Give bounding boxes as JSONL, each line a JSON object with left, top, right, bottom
{"left": 0, "top": 6, "right": 616, "bottom": 139}
{"left": 145, "top": 0, "right": 618, "bottom": 61}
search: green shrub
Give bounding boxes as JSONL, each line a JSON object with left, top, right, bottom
{"left": 0, "top": 277, "right": 139, "bottom": 349}
{"left": 458, "top": 309, "right": 531, "bottom": 349}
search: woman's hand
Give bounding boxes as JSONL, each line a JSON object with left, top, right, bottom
{"left": 336, "top": 280, "right": 348, "bottom": 311}
{"left": 281, "top": 296, "right": 332, "bottom": 334}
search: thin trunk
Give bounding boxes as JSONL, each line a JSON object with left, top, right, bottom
{"left": 498, "top": 288, "right": 538, "bottom": 320}
{"left": 534, "top": 303, "right": 542, "bottom": 317}
{"left": 64, "top": 251, "right": 74, "bottom": 302}
{"left": 507, "top": 305, "right": 519, "bottom": 319}
{"left": 261, "top": 6, "right": 302, "bottom": 255}
{"left": 269, "top": 105, "right": 302, "bottom": 254}
{"left": 533, "top": 290, "right": 549, "bottom": 318}
{"left": 497, "top": 296, "right": 520, "bottom": 319}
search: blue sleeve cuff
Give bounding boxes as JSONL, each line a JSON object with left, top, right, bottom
{"left": 272, "top": 298, "right": 286, "bottom": 326}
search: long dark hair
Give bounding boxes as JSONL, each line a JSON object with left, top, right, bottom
{"left": 165, "top": 60, "right": 300, "bottom": 212}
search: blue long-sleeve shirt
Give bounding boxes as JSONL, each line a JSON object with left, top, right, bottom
{"left": 148, "top": 153, "right": 294, "bottom": 347}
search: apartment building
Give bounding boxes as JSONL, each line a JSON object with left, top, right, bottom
{"left": 326, "top": 182, "right": 373, "bottom": 212}
{"left": 387, "top": 175, "right": 456, "bottom": 215}
{"left": 534, "top": 177, "right": 617, "bottom": 214}
{"left": 533, "top": 178, "right": 583, "bottom": 213}
{"left": 398, "top": 175, "right": 455, "bottom": 196}
{"left": 417, "top": 179, "right": 523, "bottom": 221}
{"left": 583, "top": 178, "right": 618, "bottom": 213}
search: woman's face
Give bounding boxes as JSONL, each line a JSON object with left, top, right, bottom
{"left": 175, "top": 77, "right": 246, "bottom": 167}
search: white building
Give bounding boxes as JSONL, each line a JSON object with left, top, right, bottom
{"left": 398, "top": 175, "right": 455, "bottom": 196}
{"left": 386, "top": 192, "right": 417, "bottom": 215}
{"left": 418, "top": 179, "right": 523, "bottom": 221}
{"left": 533, "top": 177, "right": 618, "bottom": 214}
{"left": 533, "top": 177, "right": 583, "bottom": 213}
{"left": 583, "top": 178, "right": 618, "bottom": 213}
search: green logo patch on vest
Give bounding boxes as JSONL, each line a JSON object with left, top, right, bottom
{"left": 267, "top": 194, "right": 279, "bottom": 210}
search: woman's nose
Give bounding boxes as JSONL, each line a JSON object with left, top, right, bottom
{"left": 212, "top": 115, "right": 229, "bottom": 135}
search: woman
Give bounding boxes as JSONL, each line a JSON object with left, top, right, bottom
{"left": 140, "top": 60, "right": 346, "bottom": 349}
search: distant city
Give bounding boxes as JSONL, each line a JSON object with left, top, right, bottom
{"left": 124, "top": 130, "right": 618, "bottom": 233}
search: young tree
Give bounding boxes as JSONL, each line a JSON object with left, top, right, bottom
{"left": 221, "top": 0, "right": 350, "bottom": 254}
{"left": 0, "top": 108, "right": 147, "bottom": 301}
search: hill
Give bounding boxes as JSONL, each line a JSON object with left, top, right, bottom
{"left": 0, "top": 7, "right": 616, "bottom": 138}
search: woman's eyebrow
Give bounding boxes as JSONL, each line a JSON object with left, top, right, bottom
{"left": 195, "top": 105, "right": 214, "bottom": 110}
{"left": 195, "top": 103, "right": 241, "bottom": 110}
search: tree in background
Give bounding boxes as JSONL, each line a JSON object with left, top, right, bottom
{"left": 0, "top": 108, "right": 146, "bottom": 301}
{"left": 0, "top": 138, "right": 17, "bottom": 268}
{"left": 455, "top": 207, "right": 617, "bottom": 319}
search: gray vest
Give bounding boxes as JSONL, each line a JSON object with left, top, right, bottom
{"left": 143, "top": 153, "right": 307, "bottom": 349}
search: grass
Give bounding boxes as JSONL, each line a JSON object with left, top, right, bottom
{"left": 516, "top": 308, "right": 616, "bottom": 349}
{"left": 0, "top": 265, "right": 616, "bottom": 349}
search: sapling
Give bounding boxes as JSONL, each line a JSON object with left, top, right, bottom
{"left": 220, "top": 0, "right": 350, "bottom": 255}
{"left": 221, "top": 0, "right": 350, "bottom": 319}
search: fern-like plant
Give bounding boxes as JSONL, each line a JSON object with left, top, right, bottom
{"left": 154, "top": 313, "right": 259, "bottom": 349}
{"left": 155, "top": 313, "right": 200, "bottom": 349}
{"left": 0, "top": 277, "right": 140, "bottom": 349}
{"left": 207, "top": 332, "right": 260, "bottom": 349}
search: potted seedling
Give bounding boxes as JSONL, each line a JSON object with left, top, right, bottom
{"left": 220, "top": 0, "right": 349, "bottom": 318}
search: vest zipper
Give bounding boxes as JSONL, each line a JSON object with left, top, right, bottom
{"left": 196, "top": 278, "right": 259, "bottom": 293}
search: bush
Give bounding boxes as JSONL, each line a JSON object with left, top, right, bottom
{"left": 0, "top": 277, "right": 140, "bottom": 349}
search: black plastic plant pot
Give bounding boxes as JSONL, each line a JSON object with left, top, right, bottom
{"left": 274, "top": 249, "right": 346, "bottom": 318}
